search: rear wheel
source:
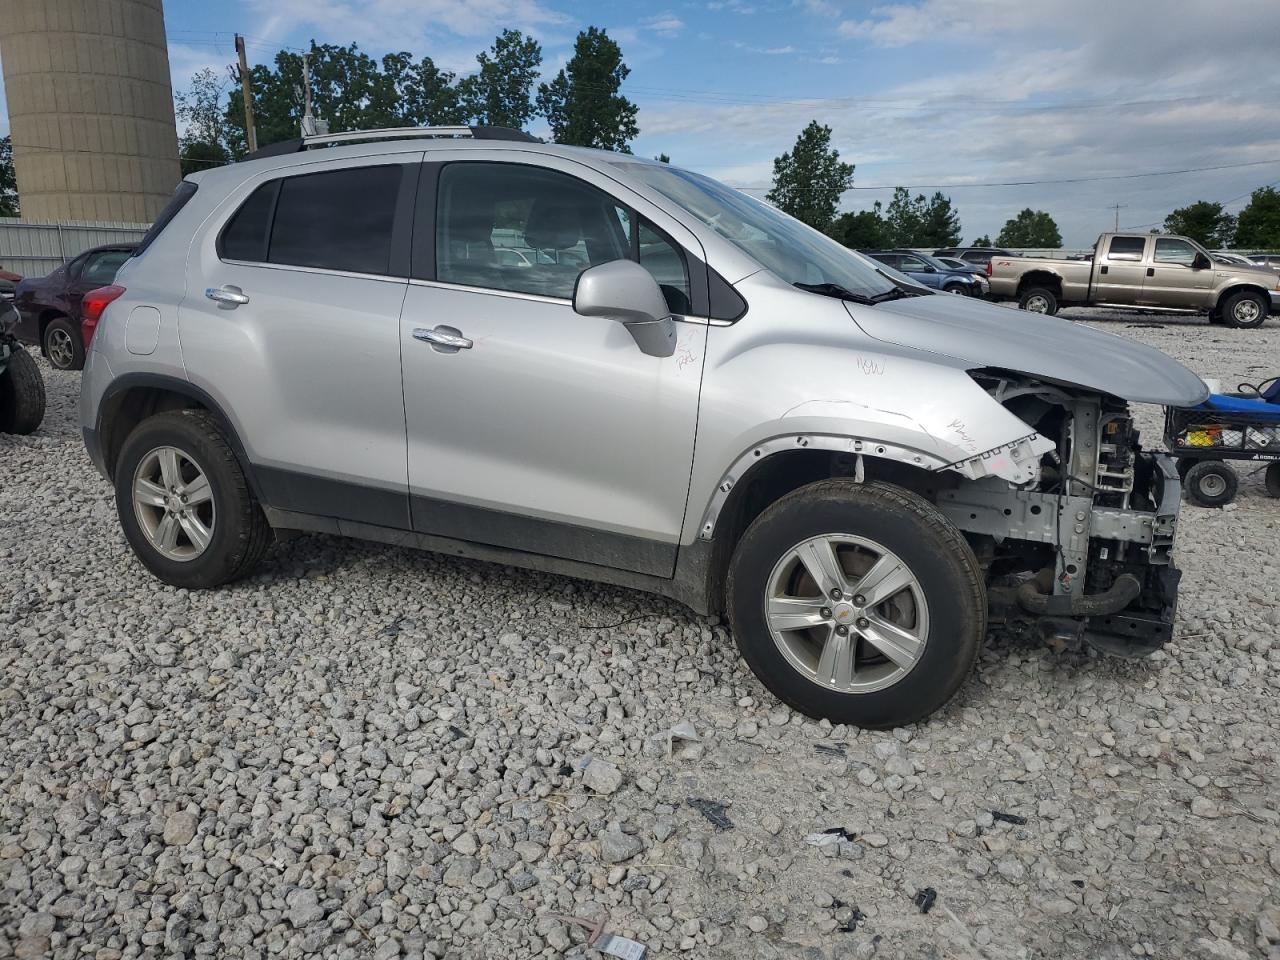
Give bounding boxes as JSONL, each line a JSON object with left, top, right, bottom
{"left": 727, "top": 480, "right": 985, "bottom": 728}
{"left": 114, "top": 409, "right": 270, "bottom": 588}
{"left": 0, "top": 347, "right": 46, "bottom": 435}
{"left": 1266, "top": 462, "right": 1280, "bottom": 499}
{"left": 1220, "top": 290, "right": 1268, "bottom": 329}
{"left": 1018, "top": 286, "right": 1059, "bottom": 315}
{"left": 43, "top": 317, "right": 84, "bottom": 370}
{"left": 1183, "top": 459, "right": 1237, "bottom": 507}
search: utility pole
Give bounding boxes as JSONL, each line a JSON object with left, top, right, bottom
{"left": 234, "top": 34, "right": 258, "bottom": 153}
{"left": 1108, "top": 202, "right": 1127, "bottom": 231}
{"left": 300, "top": 52, "right": 316, "bottom": 137}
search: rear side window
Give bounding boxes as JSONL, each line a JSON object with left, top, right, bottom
{"left": 219, "top": 166, "right": 403, "bottom": 276}
{"left": 1107, "top": 236, "right": 1147, "bottom": 260}
{"left": 82, "top": 250, "right": 132, "bottom": 284}
{"left": 961, "top": 250, "right": 989, "bottom": 263}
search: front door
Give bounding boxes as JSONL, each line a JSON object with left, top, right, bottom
{"left": 1142, "top": 236, "right": 1214, "bottom": 309}
{"left": 400, "top": 157, "right": 707, "bottom": 576}
{"left": 1094, "top": 234, "right": 1149, "bottom": 303}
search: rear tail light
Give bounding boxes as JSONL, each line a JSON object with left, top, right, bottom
{"left": 985, "top": 260, "right": 993, "bottom": 277}
{"left": 80, "top": 285, "right": 125, "bottom": 348}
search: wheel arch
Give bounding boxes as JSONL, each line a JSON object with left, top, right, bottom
{"left": 37, "top": 308, "right": 73, "bottom": 343}
{"left": 1016, "top": 271, "right": 1064, "bottom": 297}
{"left": 1214, "top": 283, "right": 1272, "bottom": 313}
{"left": 97, "top": 373, "right": 259, "bottom": 496}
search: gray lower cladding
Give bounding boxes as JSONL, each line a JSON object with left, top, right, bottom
{"left": 252, "top": 465, "right": 679, "bottom": 580}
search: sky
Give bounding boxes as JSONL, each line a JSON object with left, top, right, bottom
{"left": 7, "top": 0, "right": 1280, "bottom": 246}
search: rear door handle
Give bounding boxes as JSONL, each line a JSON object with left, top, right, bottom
{"left": 1146, "top": 267, "right": 1155, "bottom": 277}
{"left": 206, "top": 285, "right": 249, "bottom": 306}
{"left": 413, "top": 325, "right": 472, "bottom": 353}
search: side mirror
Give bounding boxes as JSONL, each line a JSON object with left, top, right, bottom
{"left": 573, "top": 259, "right": 676, "bottom": 358}
{"left": 921, "top": 265, "right": 937, "bottom": 273}
{"left": 1192, "top": 252, "right": 1211, "bottom": 270}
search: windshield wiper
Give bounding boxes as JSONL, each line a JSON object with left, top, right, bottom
{"left": 793, "top": 281, "right": 879, "bottom": 305}
{"left": 868, "top": 285, "right": 924, "bottom": 302}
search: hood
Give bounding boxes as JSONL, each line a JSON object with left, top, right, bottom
{"left": 847, "top": 293, "right": 1208, "bottom": 407}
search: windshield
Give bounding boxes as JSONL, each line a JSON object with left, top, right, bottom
{"left": 616, "top": 162, "right": 898, "bottom": 298}
{"left": 915, "top": 252, "right": 955, "bottom": 271}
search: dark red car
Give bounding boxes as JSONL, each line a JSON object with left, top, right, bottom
{"left": 12, "top": 243, "right": 136, "bottom": 370}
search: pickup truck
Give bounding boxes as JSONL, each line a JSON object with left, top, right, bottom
{"left": 988, "top": 232, "right": 1280, "bottom": 328}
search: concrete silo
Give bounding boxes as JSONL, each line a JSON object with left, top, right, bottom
{"left": 0, "top": 0, "right": 181, "bottom": 222}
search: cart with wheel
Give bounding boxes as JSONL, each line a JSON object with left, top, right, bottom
{"left": 0, "top": 301, "right": 46, "bottom": 435}
{"left": 1165, "top": 377, "right": 1280, "bottom": 507}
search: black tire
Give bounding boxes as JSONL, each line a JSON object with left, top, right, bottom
{"left": 114, "top": 409, "right": 270, "bottom": 588}
{"left": 727, "top": 479, "right": 986, "bottom": 729}
{"left": 1265, "top": 462, "right": 1280, "bottom": 499}
{"left": 1018, "top": 286, "right": 1058, "bottom": 315}
{"left": 43, "top": 316, "right": 85, "bottom": 370}
{"left": 1183, "top": 460, "right": 1237, "bottom": 508}
{"left": 1220, "top": 290, "right": 1268, "bottom": 329}
{"left": 943, "top": 282, "right": 967, "bottom": 295}
{"left": 0, "top": 347, "right": 46, "bottom": 435}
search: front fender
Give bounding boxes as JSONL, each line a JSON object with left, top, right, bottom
{"left": 683, "top": 274, "right": 1052, "bottom": 543}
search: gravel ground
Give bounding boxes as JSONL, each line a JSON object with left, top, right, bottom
{"left": 3, "top": 309, "right": 1280, "bottom": 960}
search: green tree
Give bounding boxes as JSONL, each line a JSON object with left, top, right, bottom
{"left": 828, "top": 202, "right": 889, "bottom": 248}
{"left": 176, "top": 68, "right": 231, "bottom": 153}
{"left": 537, "top": 27, "right": 638, "bottom": 152}
{"left": 766, "top": 121, "right": 854, "bottom": 231}
{"left": 458, "top": 30, "right": 543, "bottom": 130}
{"left": 995, "top": 208, "right": 1062, "bottom": 248}
{"left": 884, "top": 187, "right": 925, "bottom": 246}
{"left": 970, "top": 235, "right": 992, "bottom": 247}
{"left": 1162, "top": 201, "right": 1235, "bottom": 248}
{"left": 655, "top": 153, "right": 670, "bottom": 163}
{"left": 0, "top": 136, "right": 18, "bottom": 217}
{"left": 917, "top": 191, "right": 962, "bottom": 247}
{"left": 180, "top": 140, "right": 230, "bottom": 176}
{"left": 369, "top": 52, "right": 465, "bottom": 127}
{"left": 1234, "top": 186, "right": 1280, "bottom": 249}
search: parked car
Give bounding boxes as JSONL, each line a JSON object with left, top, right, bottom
{"left": 1212, "top": 252, "right": 1255, "bottom": 267}
{"left": 1248, "top": 254, "right": 1280, "bottom": 272}
{"left": 934, "top": 255, "right": 991, "bottom": 296}
{"left": 12, "top": 244, "right": 137, "bottom": 370}
{"left": 81, "top": 125, "right": 1205, "bottom": 728}
{"left": 861, "top": 249, "right": 985, "bottom": 295}
{"left": 0, "top": 301, "right": 45, "bottom": 434}
{"left": 0, "top": 268, "right": 22, "bottom": 301}
{"left": 988, "top": 232, "right": 1280, "bottom": 327}
{"left": 933, "top": 246, "right": 1019, "bottom": 266}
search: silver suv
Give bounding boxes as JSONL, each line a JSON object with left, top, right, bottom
{"left": 82, "top": 126, "right": 1207, "bottom": 728}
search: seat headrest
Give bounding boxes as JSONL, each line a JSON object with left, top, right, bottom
{"left": 523, "top": 193, "right": 587, "bottom": 252}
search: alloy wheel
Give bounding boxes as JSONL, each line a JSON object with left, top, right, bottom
{"left": 46, "top": 328, "right": 75, "bottom": 368}
{"left": 131, "top": 445, "right": 216, "bottom": 561}
{"left": 1025, "top": 295, "right": 1050, "bottom": 313}
{"left": 765, "top": 534, "right": 930, "bottom": 694}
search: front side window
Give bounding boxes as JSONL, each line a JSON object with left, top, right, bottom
{"left": 218, "top": 165, "right": 402, "bottom": 276}
{"left": 638, "top": 220, "right": 691, "bottom": 314}
{"left": 81, "top": 250, "right": 132, "bottom": 284}
{"left": 1107, "top": 236, "right": 1147, "bottom": 260}
{"left": 1153, "top": 237, "right": 1198, "bottom": 266}
{"left": 898, "top": 255, "right": 929, "bottom": 272}
{"left": 436, "top": 163, "right": 631, "bottom": 300}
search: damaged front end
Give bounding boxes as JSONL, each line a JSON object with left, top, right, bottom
{"left": 938, "top": 371, "right": 1182, "bottom": 656}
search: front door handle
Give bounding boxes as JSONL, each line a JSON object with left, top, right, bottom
{"left": 413, "top": 325, "right": 473, "bottom": 353}
{"left": 1146, "top": 267, "right": 1155, "bottom": 277}
{"left": 206, "top": 285, "right": 249, "bottom": 306}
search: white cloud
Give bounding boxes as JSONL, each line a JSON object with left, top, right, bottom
{"left": 642, "top": 13, "right": 685, "bottom": 36}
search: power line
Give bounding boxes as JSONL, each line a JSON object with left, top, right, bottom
{"left": 727, "top": 158, "right": 1280, "bottom": 193}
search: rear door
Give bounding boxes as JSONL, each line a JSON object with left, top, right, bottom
{"left": 398, "top": 153, "right": 709, "bottom": 576}
{"left": 179, "top": 154, "right": 419, "bottom": 527}
{"left": 1092, "top": 235, "right": 1149, "bottom": 303}
{"left": 1142, "top": 236, "right": 1214, "bottom": 308}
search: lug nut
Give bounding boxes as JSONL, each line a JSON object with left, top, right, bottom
{"left": 835, "top": 625, "right": 849, "bottom": 636}
{"left": 820, "top": 607, "right": 832, "bottom": 619}
{"left": 856, "top": 617, "right": 870, "bottom": 629}
{"left": 830, "top": 589, "right": 842, "bottom": 601}
{"left": 853, "top": 594, "right": 866, "bottom": 605}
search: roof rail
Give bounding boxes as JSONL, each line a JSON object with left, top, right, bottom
{"left": 245, "top": 125, "right": 542, "bottom": 160}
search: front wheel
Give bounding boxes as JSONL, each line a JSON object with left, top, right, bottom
{"left": 1183, "top": 459, "right": 1237, "bottom": 507}
{"left": 114, "top": 409, "right": 270, "bottom": 588}
{"left": 727, "top": 480, "right": 986, "bottom": 728}
{"left": 1220, "top": 290, "right": 1268, "bottom": 329}
{"left": 1018, "top": 286, "right": 1059, "bottom": 315}
{"left": 943, "top": 282, "right": 967, "bottom": 295}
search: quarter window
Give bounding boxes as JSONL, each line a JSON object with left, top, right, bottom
{"left": 81, "top": 250, "right": 132, "bottom": 285}
{"left": 1107, "top": 236, "right": 1147, "bottom": 260}
{"left": 219, "top": 165, "right": 403, "bottom": 276}
{"left": 1153, "top": 238, "right": 1198, "bottom": 266}
{"left": 436, "top": 163, "right": 632, "bottom": 300}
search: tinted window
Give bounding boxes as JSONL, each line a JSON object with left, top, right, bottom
{"left": 898, "top": 255, "right": 928, "bottom": 271}
{"left": 270, "top": 166, "right": 402, "bottom": 274}
{"left": 961, "top": 250, "right": 991, "bottom": 263}
{"left": 1153, "top": 238, "right": 1198, "bottom": 266}
{"left": 135, "top": 180, "right": 198, "bottom": 256}
{"left": 220, "top": 180, "right": 279, "bottom": 262}
{"left": 81, "top": 250, "right": 132, "bottom": 284}
{"left": 437, "top": 163, "right": 631, "bottom": 300}
{"left": 638, "top": 219, "right": 690, "bottom": 314}
{"left": 1107, "top": 236, "right": 1147, "bottom": 260}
